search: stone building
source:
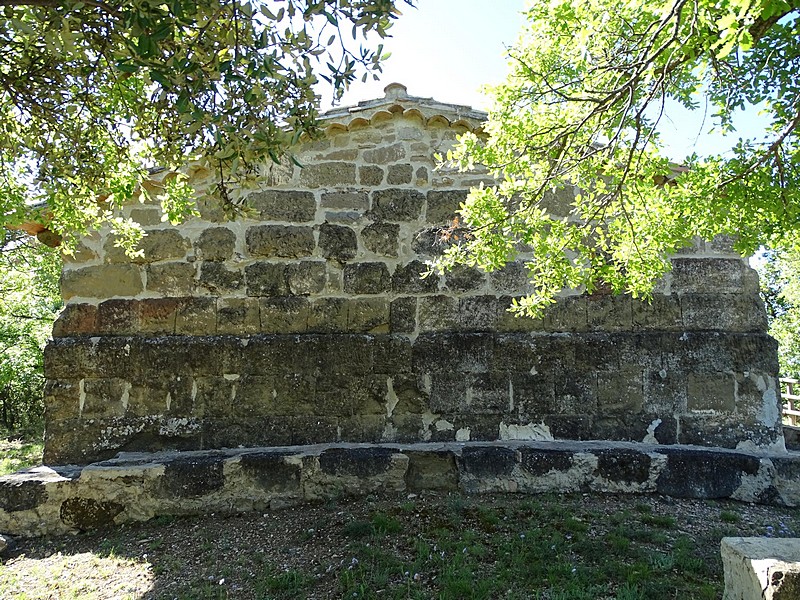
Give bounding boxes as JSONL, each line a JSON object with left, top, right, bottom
{"left": 45, "top": 83, "right": 783, "bottom": 465}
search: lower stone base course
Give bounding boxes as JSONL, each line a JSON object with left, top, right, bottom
{"left": 722, "top": 537, "right": 800, "bottom": 599}
{"left": 2, "top": 441, "right": 800, "bottom": 537}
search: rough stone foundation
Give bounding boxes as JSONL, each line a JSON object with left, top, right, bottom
{"left": 3, "top": 441, "right": 800, "bottom": 537}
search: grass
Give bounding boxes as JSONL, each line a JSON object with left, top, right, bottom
{"left": 0, "top": 434, "right": 43, "bottom": 476}
{"left": 4, "top": 492, "right": 794, "bottom": 599}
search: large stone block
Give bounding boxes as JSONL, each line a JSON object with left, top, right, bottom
{"left": 96, "top": 299, "right": 139, "bottom": 335}
{"left": 307, "top": 298, "right": 348, "bottom": 332}
{"left": 246, "top": 225, "right": 315, "bottom": 258}
{"left": 318, "top": 223, "right": 357, "bottom": 262}
{"left": 343, "top": 262, "right": 391, "bottom": 294}
{"left": 246, "top": 262, "right": 288, "bottom": 296}
{"left": 299, "top": 162, "right": 357, "bottom": 187}
{"left": 370, "top": 189, "right": 425, "bottom": 221}
{"left": 194, "top": 227, "right": 236, "bottom": 262}
{"left": 387, "top": 164, "right": 413, "bottom": 185}
{"left": 722, "top": 537, "right": 800, "bottom": 600}
{"left": 61, "top": 264, "right": 143, "bottom": 300}
{"left": 217, "top": 298, "right": 260, "bottom": 335}
{"left": 671, "top": 258, "right": 755, "bottom": 294}
{"left": 362, "top": 222, "right": 399, "bottom": 257}
{"left": 363, "top": 143, "right": 406, "bottom": 164}
{"left": 321, "top": 191, "right": 369, "bottom": 211}
{"left": 286, "top": 261, "right": 326, "bottom": 295}
{"left": 105, "top": 229, "right": 189, "bottom": 264}
{"left": 259, "top": 297, "right": 310, "bottom": 333}
{"left": 52, "top": 303, "right": 98, "bottom": 337}
{"left": 655, "top": 447, "right": 760, "bottom": 498}
{"left": 392, "top": 260, "right": 438, "bottom": 294}
{"left": 247, "top": 190, "right": 316, "bottom": 222}
{"left": 198, "top": 262, "right": 244, "bottom": 294}
{"left": 426, "top": 190, "right": 468, "bottom": 224}
{"left": 146, "top": 262, "right": 196, "bottom": 296}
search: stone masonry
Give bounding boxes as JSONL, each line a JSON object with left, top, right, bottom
{"left": 45, "top": 83, "right": 784, "bottom": 465}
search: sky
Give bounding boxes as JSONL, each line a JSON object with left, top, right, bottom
{"left": 323, "top": 0, "right": 770, "bottom": 163}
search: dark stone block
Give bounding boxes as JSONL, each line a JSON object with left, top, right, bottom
{"left": 194, "top": 227, "right": 236, "bottom": 262}
{"left": 138, "top": 298, "right": 180, "bottom": 334}
{"left": 405, "top": 451, "right": 458, "bottom": 491}
{"left": 318, "top": 447, "right": 395, "bottom": 477}
{"left": 671, "top": 258, "right": 753, "bottom": 294}
{"left": 392, "top": 260, "right": 438, "bottom": 294}
{"left": 60, "top": 497, "right": 124, "bottom": 530}
{"left": 343, "top": 262, "right": 391, "bottom": 294}
{"left": 52, "top": 303, "right": 97, "bottom": 337}
{"left": 655, "top": 448, "right": 760, "bottom": 498}
{"left": 362, "top": 223, "right": 399, "bottom": 257}
{"left": 370, "top": 189, "right": 424, "bottom": 221}
{"left": 0, "top": 476, "right": 46, "bottom": 512}
{"left": 247, "top": 190, "right": 317, "bottom": 222}
{"left": 321, "top": 191, "right": 369, "bottom": 211}
{"left": 145, "top": 262, "right": 196, "bottom": 296}
{"left": 318, "top": 223, "right": 357, "bottom": 262}
{"left": 595, "top": 449, "right": 652, "bottom": 483}
{"left": 412, "top": 333, "right": 492, "bottom": 374}
{"left": 511, "top": 373, "right": 556, "bottom": 417}
{"left": 359, "top": 165, "right": 384, "bottom": 186}
{"left": 390, "top": 297, "right": 417, "bottom": 333}
{"left": 426, "top": 190, "right": 468, "bottom": 224}
{"left": 458, "top": 296, "right": 501, "bottom": 331}
{"left": 286, "top": 261, "right": 326, "bottom": 295}
{"left": 161, "top": 456, "right": 225, "bottom": 498}
{"left": 387, "top": 164, "right": 413, "bottom": 185}
{"left": 459, "top": 446, "right": 517, "bottom": 476}
{"left": 410, "top": 226, "right": 464, "bottom": 256}
{"left": 246, "top": 225, "right": 315, "bottom": 258}
{"left": 238, "top": 452, "right": 301, "bottom": 493}
{"left": 489, "top": 262, "right": 530, "bottom": 293}
{"left": 518, "top": 448, "right": 573, "bottom": 476}
{"left": 445, "top": 265, "right": 485, "bottom": 292}
{"left": 373, "top": 336, "right": 412, "bottom": 374}
{"left": 199, "top": 262, "right": 244, "bottom": 294}
{"left": 96, "top": 299, "right": 139, "bottom": 335}
{"left": 290, "top": 416, "right": 339, "bottom": 445}
{"left": 245, "top": 262, "right": 288, "bottom": 296}
{"left": 307, "top": 298, "right": 347, "bottom": 332}
{"left": 543, "top": 415, "right": 595, "bottom": 440}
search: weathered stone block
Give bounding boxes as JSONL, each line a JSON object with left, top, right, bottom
{"left": 554, "top": 373, "right": 598, "bottom": 415}
{"left": 518, "top": 448, "right": 573, "bottom": 476}
{"left": 671, "top": 258, "right": 754, "bottom": 294}
{"left": 632, "top": 295, "right": 682, "bottom": 330}
{"left": 458, "top": 296, "right": 501, "bottom": 331}
{"left": 290, "top": 416, "right": 339, "bottom": 445}
{"left": 95, "top": 298, "right": 139, "bottom": 335}
{"left": 61, "top": 264, "right": 143, "bottom": 300}
{"left": 687, "top": 373, "right": 736, "bottom": 412}
{"left": 511, "top": 373, "right": 556, "bottom": 417}
{"left": 0, "top": 475, "right": 47, "bottom": 512}
{"left": 347, "top": 298, "right": 390, "bottom": 333}
{"left": 321, "top": 191, "right": 369, "bottom": 211}
{"left": 681, "top": 293, "right": 768, "bottom": 332}
{"left": 217, "top": 298, "right": 260, "bottom": 335}
{"left": 128, "top": 206, "right": 163, "bottom": 227}
{"left": 489, "top": 262, "right": 530, "bottom": 294}
{"left": 459, "top": 446, "right": 517, "bottom": 476}
{"left": 138, "top": 298, "right": 179, "bottom": 334}
{"left": 495, "top": 298, "right": 545, "bottom": 333}
{"left": 358, "top": 165, "right": 384, "bottom": 186}
{"left": 286, "top": 261, "right": 326, "bottom": 295}
{"left": 597, "top": 368, "right": 644, "bottom": 414}
{"left": 318, "top": 223, "right": 357, "bottom": 262}
{"left": 387, "top": 164, "right": 413, "bottom": 185}
{"left": 721, "top": 537, "right": 800, "bottom": 600}
{"left": 426, "top": 190, "right": 468, "bottom": 224}
{"left": 362, "top": 222, "right": 399, "bottom": 257}
{"left": 655, "top": 447, "right": 760, "bottom": 498}
{"left": 307, "top": 298, "right": 348, "bottom": 332}
{"left": 405, "top": 451, "right": 458, "bottom": 491}
{"left": 246, "top": 225, "right": 315, "bottom": 258}
{"left": 343, "top": 262, "right": 391, "bottom": 294}
{"left": 417, "top": 295, "right": 459, "bottom": 331}
{"left": 105, "top": 229, "right": 189, "bottom": 264}
{"left": 411, "top": 226, "right": 459, "bottom": 256}
{"left": 412, "top": 333, "right": 492, "bottom": 374}
{"left": 259, "top": 297, "right": 309, "bottom": 333}
{"left": 246, "top": 262, "right": 288, "bottom": 296}
{"left": 299, "top": 162, "right": 357, "bottom": 187}
{"left": 198, "top": 262, "right": 244, "bottom": 294}
{"left": 160, "top": 456, "right": 225, "bottom": 498}
{"left": 588, "top": 294, "right": 632, "bottom": 331}
{"left": 390, "top": 297, "right": 417, "bottom": 333}
{"left": 595, "top": 449, "right": 651, "bottom": 484}
{"left": 194, "top": 227, "right": 236, "bottom": 262}
{"left": 545, "top": 296, "right": 588, "bottom": 332}
{"left": 44, "top": 379, "right": 80, "bottom": 421}
{"left": 81, "top": 378, "right": 129, "bottom": 418}
{"left": 238, "top": 452, "right": 301, "bottom": 493}
{"left": 247, "top": 190, "right": 316, "bottom": 222}
{"left": 370, "top": 189, "right": 425, "bottom": 221}
{"left": 445, "top": 265, "right": 485, "bottom": 292}
{"left": 392, "top": 260, "right": 438, "bottom": 294}
{"left": 175, "top": 297, "right": 216, "bottom": 334}
{"left": 363, "top": 143, "right": 406, "bottom": 164}
{"left": 146, "top": 262, "right": 196, "bottom": 296}
{"left": 60, "top": 497, "right": 123, "bottom": 530}
{"left": 373, "top": 336, "right": 412, "bottom": 374}
{"left": 315, "top": 375, "right": 385, "bottom": 417}
{"left": 52, "top": 303, "right": 97, "bottom": 337}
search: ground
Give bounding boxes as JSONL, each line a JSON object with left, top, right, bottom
{"left": 2, "top": 490, "right": 798, "bottom": 599}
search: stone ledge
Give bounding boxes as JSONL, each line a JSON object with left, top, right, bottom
{"left": 722, "top": 537, "right": 800, "bottom": 599}
{"left": 2, "top": 441, "right": 799, "bottom": 537}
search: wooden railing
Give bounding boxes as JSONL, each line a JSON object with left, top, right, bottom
{"left": 781, "top": 378, "right": 800, "bottom": 426}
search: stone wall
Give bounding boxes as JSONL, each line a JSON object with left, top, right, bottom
{"left": 44, "top": 84, "right": 783, "bottom": 465}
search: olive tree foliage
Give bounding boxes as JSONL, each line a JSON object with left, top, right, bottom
{"left": 439, "top": 0, "right": 800, "bottom": 316}
{"left": 0, "top": 0, "right": 410, "bottom": 249}
{"left": 0, "top": 236, "right": 61, "bottom": 433}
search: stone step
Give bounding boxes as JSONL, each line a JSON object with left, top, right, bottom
{"left": 2, "top": 440, "right": 800, "bottom": 537}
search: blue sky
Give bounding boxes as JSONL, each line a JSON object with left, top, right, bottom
{"left": 328, "top": 0, "right": 769, "bottom": 163}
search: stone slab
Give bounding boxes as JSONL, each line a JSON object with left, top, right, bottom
{"left": 722, "top": 537, "right": 800, "bottom": 599}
